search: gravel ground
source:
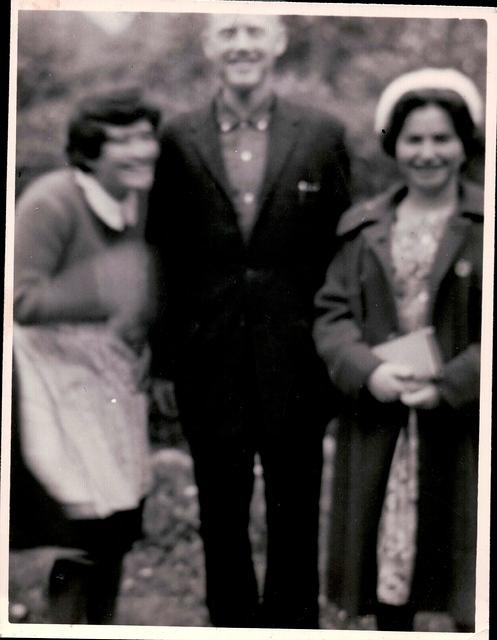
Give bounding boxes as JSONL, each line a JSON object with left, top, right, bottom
{"left": 9, "top": 435, "right": 455, "bottom": 631}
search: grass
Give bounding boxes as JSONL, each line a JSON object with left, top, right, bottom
{"left": 9, "top": 434, "right": 455, "bottom": 631}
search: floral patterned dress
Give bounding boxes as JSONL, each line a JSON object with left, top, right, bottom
{"left": 376, "top": 202, "right": 455, "bottom": 606}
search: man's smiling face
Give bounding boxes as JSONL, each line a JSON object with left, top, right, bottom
{"left": 202, "top": 15, "right": 287, "bottom": 94}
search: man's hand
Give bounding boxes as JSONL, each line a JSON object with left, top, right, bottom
{"left": 152, "top": 378, "right": 179, "bottom": 420}
{"left": 401, "top": 383, "right": 441, "bottom": 410}
{"left": 367, "top": 362, "right": 416, "bottom": 403}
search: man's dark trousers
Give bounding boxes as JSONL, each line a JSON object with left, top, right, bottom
{"left": 146, "top": 97, "right": 350, "bottom": 628}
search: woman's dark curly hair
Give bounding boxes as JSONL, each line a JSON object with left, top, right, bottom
{"left": 66, "top": 86, "right": 161, "bottom": 172}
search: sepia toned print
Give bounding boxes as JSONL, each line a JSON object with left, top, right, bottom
{"left": 1, "top": 2, "right": 494, "bottom": 639}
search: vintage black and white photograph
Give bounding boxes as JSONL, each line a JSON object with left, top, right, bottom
{"left": 1, "top": 1, "right": 495, "bottom": 638}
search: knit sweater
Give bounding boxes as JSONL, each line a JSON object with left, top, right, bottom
{"left": 14, "top": 168, "right": 152, "bottom": 331}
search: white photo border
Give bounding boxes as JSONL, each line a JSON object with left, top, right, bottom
{"left": 2, "top": 2, "right": 495, "bottom": 639}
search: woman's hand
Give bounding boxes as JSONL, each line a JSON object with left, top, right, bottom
{"left": 367, "top": 362, "right": 416, "bottom": 402}
{"left": 401, "top": 383, "right": 441, "bottom": 409}
{"left": 108, "top": 315, "right": 148, "bottom": 352}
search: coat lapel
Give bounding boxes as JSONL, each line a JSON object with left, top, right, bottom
{"left": 256, "top": 99, "right": 300, "bottom": 217}
{"left": 188, "top": 105, "right": 233, "bottom": 203}
{"left": 427, "top": 181, "right": 483, "bottom": 317}
{"left": 340, "top": 181, "right": 483, "bottom": 333}
{"left": 362, "top": 211, "right": 400, "bottom": 327}
{"left": 362, "top": 212, "right": 396, "bottom": 285}
{"left": 427, "top": 216, "right": 471, "bottom": 314}
{"left": 362, "top": 206, "right": 472, "bottom": 328}
{"left": 188, "top": 100, "right": 300, "bottom": 209}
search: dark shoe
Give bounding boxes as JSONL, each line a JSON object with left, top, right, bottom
{"left": 48, "top": 555, "right": 93, "bottom": 624}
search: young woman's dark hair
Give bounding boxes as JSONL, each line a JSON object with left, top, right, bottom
{"left": 66, "top": 86, "right": 161, "bottom": 172}
{"left": 381, "top": 88, "right": 481, "bottom": 159}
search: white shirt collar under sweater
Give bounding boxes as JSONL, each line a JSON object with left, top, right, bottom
{"left": 74, "top": 169, "right": 138, "bottom": 231}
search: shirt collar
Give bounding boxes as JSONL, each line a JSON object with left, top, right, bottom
{"left": 74, "top": 169, "right": 138, "bottom": 231}
{"left": 215, "top": 91, "right": 274, "bottom": 133}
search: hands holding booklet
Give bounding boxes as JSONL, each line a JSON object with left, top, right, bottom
{"left": 367, "top": 327, "right": 443, "bottom": 409}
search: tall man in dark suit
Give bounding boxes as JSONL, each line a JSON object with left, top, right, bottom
{"left": 146, "top": 14, "right": 350, "bottom": 629}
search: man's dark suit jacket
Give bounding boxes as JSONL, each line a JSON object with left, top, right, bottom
{"left": 146, "top": 96, "right": 351, "bottom": 436}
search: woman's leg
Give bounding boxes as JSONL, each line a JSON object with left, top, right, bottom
{"left": 375, "top": 602, "right": 415, "bottom": 631}
{"left": 48, "top": 555, "right": 93, "bottom": 624}
{"left": 83, "top": 504, "right": 144, "bottom": 624}
{"left": 48, "top": 552, "right": 125, "bottom": 624}
{"left": 48, "top": 504, "right": 142, "bottom": 624}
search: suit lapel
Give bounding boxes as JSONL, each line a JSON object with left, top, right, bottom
{"left": 187, "top": 99, "right": 300, "bottom": 244}
{"left": 256, "top": 99, "right": 300, "bottom": 217}
{"left": 189, "top": 105, "right": 233, "bottom": 203}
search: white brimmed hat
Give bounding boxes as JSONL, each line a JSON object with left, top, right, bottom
{"left": 374, "top": 67, "right": 483, "bottom": 135}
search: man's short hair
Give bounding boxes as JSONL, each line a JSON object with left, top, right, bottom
{"left": 66, "top": 87, "right": 161, "bottom": 172}
{"left": 202, "top": 12, "right": 287, "bottom": 36}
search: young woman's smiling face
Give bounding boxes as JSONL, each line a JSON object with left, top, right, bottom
{"left": 87, "top": 119, "right": 159, "bottom": 200}
{"left": 395, "top": 103, "right": 466, "bottom": 197}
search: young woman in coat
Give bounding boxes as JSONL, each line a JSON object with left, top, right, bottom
{"left": 313, "top": 68, "right": 484, "bottom": 632}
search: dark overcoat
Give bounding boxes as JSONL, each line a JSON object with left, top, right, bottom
{"left": 313, "top": 182, "right": 482, "bottom": 627}
{"left": 146, "top": 97, "right": 351, "bottom": 435}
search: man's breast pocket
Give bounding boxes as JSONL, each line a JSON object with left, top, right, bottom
{"left": 297, "top": 180, "right": 321, "bottom": 206}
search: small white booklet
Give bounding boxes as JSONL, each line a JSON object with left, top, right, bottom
{"left": 372, "top": 326, "right": 443, "bottom": 380}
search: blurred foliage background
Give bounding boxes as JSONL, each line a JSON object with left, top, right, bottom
{"left": 16, "top": 11, "right": 486, "bottom": 198}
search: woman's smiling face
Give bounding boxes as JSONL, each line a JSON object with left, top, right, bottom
{"left": 395, "top": 103, "right": 466, "bottom": 197}
{"left": 87, "top": 119, "right": 159, "bottom": 200}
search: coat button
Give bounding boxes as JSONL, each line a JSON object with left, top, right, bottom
{"left": 455, "top": 259, "right": 472, "bottom": 278}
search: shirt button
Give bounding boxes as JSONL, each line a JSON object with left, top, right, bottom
{"left": 243, "top": 192, "right": 255, "bottom": 204}
{"left": 256, "top": 119, "right": 268, "bottom": 131}
{"left": 241, "top": 150, "right": 253, "bottom": 162}
{"left": 220, "top": 121, "right": 231, "bottom": 133}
